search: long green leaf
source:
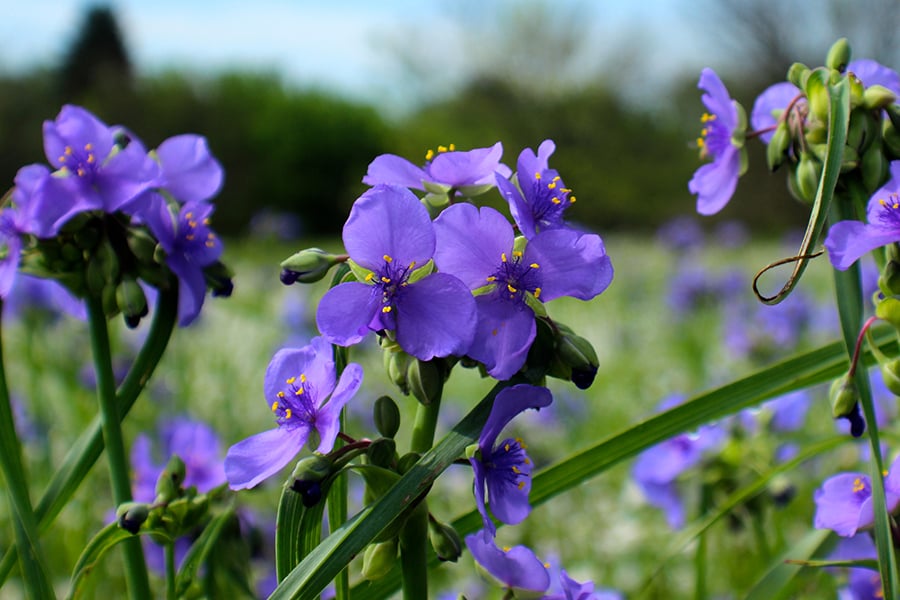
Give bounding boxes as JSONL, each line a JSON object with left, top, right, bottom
{"left": 353, "top": 330, "right": 899, "bottom": 599}
{"left": 744, "top": 529, "right": 833, "bottom": 600}
{"left": 275, "top": 476, "right": 332, "bottom": 583}
{"left": 175, "top": 507, "right": 237, "bottom": 597}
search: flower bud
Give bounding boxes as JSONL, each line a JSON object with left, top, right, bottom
{"left": 861, "top": 141, "right": 888, "bottom": 194}
{"left": 373, "top": 395, "right": 401, "bottom": 439}
{"left": 795, "top": 154, "right": 821, "bottom": 203}
{"left": 397, "top": 452, "right": 421, "bottom": 475}
{"left": 557, "top": 332, "right": 599, "bottom": 390}
{"left": 830, "top": 376, "right": 865, "bottom": 437}
{"left": 765, "top": 123, "right": 792, "bottom": 172}
{"left": 882, "top": 118, "right": 900, "bottom": 159}
{"left": 879, "top": 261, "right": 900, "bottom": 297}
{"left": 101, "top": 282, "right": 119, "bottom": 318}
{"left": 428, "top": 516, "right": 463, "bottom": 562}
{"left": 204, "top": 261, "right": 234, "bottom": 298}
{"left": 279, "top": 248, "right": 342, "bottom": 285}
{"left": 116, "top": 277, "right": 148, "bottom": 329}
{"left": 864, "top": 85, "right": 898, "bottom": 111}
{"left": 155, "top": 454, "right": 186, "bottom": 504}
{"left": 846, "top": 110, "right": 871, "bottom": 153}
{"left": 289, "top": 455, "right": 333, "bottom": 507}
{"left": 367, "top": 437, "right": 397, "bottom": 469}
{"left": 876, "top": 296, "right": 900, "bottom": 329}
{"left": 804, "top": 68, "right": 830, "bottom": 123}
{"left": 126, "top": 227, "right": 158, "bottom": 265}
{"left": 408, "top": 359, "right": 442, "bottom": 406}
{"left": 848, "top": 73, "right": 866, "bottom": 109}
{"left": 787, "top": 62, "right": 811, "bottom": 89}
{"left": 881, "top": 359, "right": 900, "bottom": 396}
{"left": 825, "top": 38, "right": 851, "bottom": 72}
{"left": 384, "top": 348, "right": 412, "bottom": 395}
{"left": 116, "top": 502, "right": 150, "bottom": 534}
{"left": 361, "top": 539, "right": 397, "bottom": 581}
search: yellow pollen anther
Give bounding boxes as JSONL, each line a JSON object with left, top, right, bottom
{"left": 285, "top": 409, "right": 292, "bottom": 419}
{"left": 203, "top": 218, "right": 210, "bottom": 225}
{"left": 491, "top": 328, "right": 498, "bottom": 336}
{"left": 383, "top": 254, "right": 393, "bottom": 263}
{"left": 437, "top": 145, "right": 448, "bottom": 153}
{"left": 205, "top": 241, "right": 215, "bottom": 248}
{"left": 486, "top": 276, "right": 497, "bottom": 282}
{"left": 408, "top": 261, "right": 416, "bottom": 269}
{"left": 548, "top": 182, "right": 557, "bottom": 190}
{"left": 516, "top": 437, "right": 527, "bottom": 449}
{"left": 512, "top": 250, "right": 522, "bottom": 258}
{"left": 701, "top": 113, "right": 716, "bottom": 122}
{"left": 65, "top": 146, "right": 74, "bottom": 156}
{"left": 365, "top": 273, "right": 374, "bottom": 282}
{"left": 382, "top": 306, "right": 392, "bottom": 313}
{"left": 84, "top": 143, "right": 93, "bottom": 151}
{"left": 286, "top": 377, "right": 296, "bottom": 384}
{"left": 524, "top": 457, "right": 531, "bottom": 465}
{"left": 534, "top": 172, "right": 541, "bottom": 180}
{"left": 503, "top": 546, "right": 511, "bottom": 553}
{"left": 300, "top": 374, "right": 307, "bottom": 383}
{"left": 449, "top": 143, "right": 456, "bottom": 151}
{"left": 512, "top": 465, "right": 520, "bottom": 474}
{"left": 188, "top": 220, "right": 198, "bottom": 228}
{"left": 295, "top": 387, "right": 304, "bottom": 396}
{"left": 552, "top": 197, "right": 562, "bottom": 204}
{"left": 58, "top": 155, "right": 66, "bottom": 163}
{"left": 271, "top": 401, "right": 279, "bottom": 411}
{"left": 87, "top": 154, "right": 95, "bottom": 163}
{"left": 569, "top": 196, "right": 576, "bottom": 203}
{"left": 543, "top": 561, "right": 550, "bottom": 569}
{"left": 501, "top": 253, "right": 507, "bottom": 262}
{"left": 852, "top": 477, "right": 866, "bottom": 493}
{"left": 507, "top": 284, "right": 517, "bottom": 293}
{"left": 186, "top": 234, "right": 195, "bottom": 241}
{"left": 77, "top": 168, "right": 86, "bottom": 177}
{"left": 696, "top": 137, "right": 706, "bottom": 148}
{"left": 518, "top": 481, "right": 526, "bottom": 490}
{"left": 534, "top": 287, "right": 542, "bottom": 298}
{"left": 504, "top": 443, "right": 510, "bottom": 452}
{"left": 425, "top": 149, "right": 434, "bottom": 161}
{"left": 894, "top": 204, "right": 899, "bottom": 209}
{"left": 381, "top": 276, "right": 391, "bottom": 283}
{"left": 530, "top": 263, "right": 540, "bottom": 269}
{"left": 881, "top": 199, "right": 888, "bottom": 206}
{"left": 185, "top": 211, "right": 194, "bottom": 219}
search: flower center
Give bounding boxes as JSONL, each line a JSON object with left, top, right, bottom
{"left": 366, "top": 254, "right": 416, "bottom": 315}
{"left": 486, "top": 251, "right": 542, "bottom": 304}
{"left": 58, "top": 143, "right": 99, "bottom": 180}
{"left": 696, "top": 112, "right": 730, "bottom": 161}
{"left": 851, "top": 476, "right": 870, "bottom": 496}
{"left": 271, "top": 373, "right": 317, "bottom": 429}
{"left": 876, "top": 193, "right": 900, "bottom": 229}
{"left": 527, "top": 171, "right": 576, "bottom": 227}
{"left": 179, "top": 210, "right": 218, "bottom": 254}
{"left": 488, "top": 436, "right": 532, "bottom": 492}
{"left": 424, "top": 143, "right": 456, "bottom": 162}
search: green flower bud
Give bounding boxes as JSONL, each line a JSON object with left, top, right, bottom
{"left": 280, "top": 248, "right": 342, "bottom": 285}
{"left": 428, "top": 516, "right": 463, "bottom": 562}
{"left": 155, "top": 454, "right": 186, "bottom": 504}
{"left": 361, "top": 539, "right": 397, "bottom": 581}
{"left": 864, "top": 85, "right": 898, "bottom": 111}
{"left": 861, "top": 141, "right": 888, "bottom": 193}
{"left": 848, "top": 73, "right": 866, "bottom": 109}
{"left": 203, "top": 261, "right": 234, "bottom": 298}
{"left": 367, "top": 437, "right": 397, "bottom": 469}
{"left": 876, "top": 296, "right": 900, "bottom": 329}
{"left": 384, "top": 349, "right": 412, "bottom": 395}
{"left": 423, "top": 192, "right": 451, "bottom": 217}
{"left": 116, "top": 276, "right": 148, "bottom": 328}
{"left": 879, "top": 260, "right": 900, "bottom": 296}
{"left": 830, "top": 376, "right": 860, "bottom": 420}
{"left": 289, "top": 455, "right": 333, "bottom": 507}
{"left": 59, "top": 242, "right": 81, "bottom": 265}
{"left": 846, "top": 110, "right": 870, "bottom": 153}
{"left": 557, "top": 332, "right": 599, "bottom": 390}
{"left": 373, "top": 395, "right": 401, "bottom": 439}
{"left": 825, "top": 38, "right": 851, "bottom": 72}
{"left": 766, "top": 123, "right": 792, "bottom": 172}
{"left": 804, "top": 68, "right": 831, "bottom": 123}
{"left": 408, "top": 359, "right": 443, "bottom": 406}
{"left": 127, "top": 227, "right": 158, "bottom": 265}
{"left": 795, "top": 154, "right": 821, "bottom": 203}
{"left": 883, "top": 118, "right": 900, "bottom": 159}
{"left": 881, "top": 359, "right": 900, "bottom": 396}
{"left": 101, "top": 282, "right": 118, "bottom": 317}
{"left": 787, "top": 62, "right": 811, "bottom": 89}
{"left": 116, "top": 502, "right": 150, "bottom": 534}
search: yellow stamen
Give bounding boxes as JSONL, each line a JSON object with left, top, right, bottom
{"left": 383, "top": 254, "right": 393, "bottom": 263}
{"left": 186, "top": 234, "right": 195, "bottom": 241}
{"left": 285, "top": 409, "right": 292, "bottom": 419}
{"left": 524, "top": 457, "right": 531, "bottom": 465}
{"left": 449, "top": 143, "right": 456, "bottom": 151}
{"left": 76, "top": 168, "right": 86, "bottom": 177}
{"left": 881, "top": 199, "right": 888, "bottom": 206}
{"left": 437, "top": 145, "right": 447, "bottom": 153}
{"left": 486, "top": 276, "right": 496, "bottom": 282}
{"left": 186, "top": 211, "right": 194, "bottom": 219}
{"left": 529, "top": 263, "right": 540, "bottom": 269}
{"left": 286, "top": 377, "right": 296, "bottom": 384}
{"left": 84, "top": 143, "right": 93, "bottom": 150}
{"left": 491, "top": 328, "right": 498, "bottom": 336}
{"left": 512, "top": 465, "right": 520, "bottom": 474}
{"left": 271, "top": 401, "right": 279, "bottom": 411}
{"left": 425, "top": 149, "right": 434, "bottom": 161}
{"left": 534, "top": 287, "right": 542, "bottom": 299}
{"left": 534, "top": 172, "right": 541, "bottom": 180}
{"left": 512, "top": 250, "right": 522, "bottom": 258}
{"left": 507, "top": 284, "right": 517, "bottom": 293}
{"left": 502, "top": 546, "right": 511, "bottom": 553}
{"left": 382, "top": 306, "right": 392, "bottom": 313}
{"left": 300, "top": 374, "right": 307, "bottom": 383}
{"left": 504, "top": 443, "right": 510, "bottom": 452}
{"left": 277, "top": 391, "right": 285, "bottom": 399}
{"left": 205, "top": 241, "right": 215, "bottom": 248}
{"left": 516, "top": 437, "right": 527, "bottom": 450}
{"left": 501, "top": 253, "right": 507, "bottom": 262}
{"left": 381, "top": 276, "right": 391, "bottom": 283}
{"left": 569, "top": 196, "right": 576, "bottom": 204}
{"left": 552, "top": 198, "right": 562, "bottom": 205}
{"left": 852, "top": 477, "right": 866, "bottom": 493}
{"left": 65, "top": 146, "right": 74, "bottom": 156}
{"left": 701, "top": 112, "right": 716, "bottom": 122}
{"left": 365, "top": 272, "right": 374, "bottom": 282}
{"left": 87, "top": 154, "right": 95, "bottom": 163}
{"left": 518, "top": 481, "right": 526, "bottom": 490}
{"left": 548, "top": 182, "right": 557, "bottom": 190}
{"left": 295, "top": 387, "right": 304, "bottom": 396}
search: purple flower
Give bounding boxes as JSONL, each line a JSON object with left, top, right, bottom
{"left": 767, "top": 389, "right": 811, "bottom": 432}
{"left": 656, "top": 216, "right": 705, "bottom": 252}
{"left": 470, "top": 384, "right": 552, "bottom": 539}
{"left": 225, "top": 337, "right": 363, "bottom": 490}
{"left": 433, "top": 203, "right": 612, "bottom": 379}
{"left": 688, "top": 68, "right": 745, "bottom": 216}
{"left": 543, "top": 570, "right": 624, "bottom": 600}
{"left": 831, "top": 535, "right": 882, "bottom": 600}
{"left": 495, "top": 139, "right": 576, "bottom": 238}
{"left": 35, "top": 105, "right": 158, "bottom": 232}
{"left": 464, "top": 531, "right": 550, "bottom": 594}
{"left": 750, "top": 82, "right": 802, "bottom": 143}
{"left": 826, "top": 161, "right": 900, "bottom": 270}
{"left": 3, "top": 275, "right": 86, "bottom": 321}
{"left": 813, "top": 457, "right": 900, "bottom": 536}
{"left": 142, "top": 200, "right": 223, "bottom": 326}
{"left": 632, "top": 395, "right": 724, "bottom": 529}
{"left": 152, "top": 134, "right": 224, "bottom": 203}
{"left": 848, "top": 59, "right": 900, "bottom": 97}
{"left": 316, "top": 185, "right": 476, "bottom": 360}
{"left": 362, "top": 142, "right": 507, "bottom": 193}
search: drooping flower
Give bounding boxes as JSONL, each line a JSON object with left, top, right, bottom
{"left": 469, "top": 384, "right": 552, "bottom": 539}
{"left": 433, "top": 203, "right": 612, "bottom": 379}
{"left": 495, "top": 139, "right": 577, "bottom": 238}
{"left": 362, "top": 142, "right": 507, "bottom": 193}
{"left": 813, "top": 456, "right": 900, "bottom": 536}
{"left": 632, "top": 395, "right": 725, "bottom": 529}
{"left": 142, "top": 200, "right": 223, "bottom": 326}
{"left": 464, "top": 531, "right": 550, "bottom": 594}
{"left": 225, "top": 337, "right": 363, "bottom": 490}
{"left": 542, "top": 569, "right": 624, "bottom": 600}
{"left": 688, "top": 68, "right": 746, "bottom": 216}
{"left": 316, "top": 185, "right": 476, "bottom": 360}
{"left": 35, "top": 104, "right": 158, "bottom": 232}
{"left": 826, "top": 161, "right": 900, "bottom": 270}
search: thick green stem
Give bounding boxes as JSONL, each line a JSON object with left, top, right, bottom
{"left": 409, "top": 395, "right": 442, "bottom": 455}
{"left": 86, "top": 297, "right": 152, "bottom": 600}
{"left": 399, "top": 501, "right": 430, "bottom": 600}
{"left": 165, "top": 543, "right": 176, "bottom": 600}
{"left": 0, "top": 289, "right": 177, "bottom": 584}
{"left": 0, "top": 303, "right": 54, "bottom": 599}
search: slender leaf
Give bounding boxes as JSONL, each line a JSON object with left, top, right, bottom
{"left": 275, "top": 476, "right": 332, "bottom": 583}
{"left": 744, "top": 529, "right": 833, "bottom": 600}
{"left": 174, "top": 507, "right": 238, "bottom": 596}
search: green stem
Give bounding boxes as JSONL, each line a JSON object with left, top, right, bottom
{"left": 693, "top": 483, "right": 710, "bottom": 600}
{"left": 399, "top": 501, "right": 429, "bottom": 600}
{"left": 0, "top": 303, "right": 54, "bottom": 599}
{"left": 0, "top": 289, "right": 177, "bottom": 585}
{"left": 409, "top": 395, "right": 442, "bottom": 455}
{"left": 165, "top": 543, "right": 176, "bottom": 600}
{"left": 328, "top": 410, "right": 349, "bottom": 600}
{"left": 86, "top": 297, "right": 152, "bottom": 600}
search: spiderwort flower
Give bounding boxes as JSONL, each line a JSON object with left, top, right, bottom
{"left": 826, "top": 161, "right": 900, "bottom": 270}
{"left": 362, "top": 142, "right": 507, "bottom": 193}
{"left": 813, "top": 457, "right": 900, "bottom": 536}
{"left": 36, "top": 104, "right": 158, "bottom": 232}
{"left": 316, "top": 185, "right": 476, "bottom": 360}
{"left": 464, "top": 531, "right": 550, "bottom": 594}
{"left": 433, "top": 203, "right": 612, "bottom": 380}
{"left": 495, "top": 139, "right": 577, "bottom": 239}
{"left": 152, "top": 134, "right": 224, "bottom": 203}
{"left": 543, "top": 570, "right": 624, "bottom": 600}
{"left": 750, "top": 81, "right": 802, "bottom": 143}
{"left": 225, "top": 337, "right": 363, "bottom": 490}
{"left": 469, "top": 384, "right": 552, "bottom": 539}
{"left": 142, "top": 200, "right": 223, "bottom": 326}
{"left": 688, "top": 68, "right": 746, "bottom": 216}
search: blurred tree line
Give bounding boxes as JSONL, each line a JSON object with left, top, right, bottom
{"left": 8, "top": 2, "right": 895, "bottom": 237}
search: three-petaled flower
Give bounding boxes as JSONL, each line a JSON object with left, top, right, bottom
{"left": 495, "top": 139, "right": 577, "bottom": 239}
{"left": 224, "top": 337, "right": 363, "bottom": 490}
{"left": 688, "top": 68, "right": 746, "bottom": 216}
{"left": 469, "top": 384, "right": 552, "bottom": 539}
{"left": 433, "top": 203, "right": 612, "bottom": 380}
{"left": 316, "top": 185, "right": 476, "bottom": 360}
{"left": 813, "top": 456, "right": 900, "bottom": 537}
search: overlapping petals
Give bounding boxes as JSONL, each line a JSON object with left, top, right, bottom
{"left": 464, "top": 532, "right": 550, "bottom": 594}
{"left": 225, "top": 337, "right": 363, "bottom": 490}
{"left": 814, "top": 457, "right": 900, "bottom": 536}
{"left": 363, "top": 142, "right": 506, "bottom": 192}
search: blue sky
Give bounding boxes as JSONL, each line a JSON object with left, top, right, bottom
{"left": 0, "top": 1, "right": 712, "bottom": 112}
